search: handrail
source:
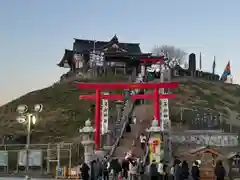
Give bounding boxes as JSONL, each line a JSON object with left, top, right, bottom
{"left": 107, "top": 100, "right": 135, "bottom": 160}
{"left": 143, "top": 131, "right": 151, "bottom": 166}
{"left": 107, "top": 72, "right": 142, "bottom": 160}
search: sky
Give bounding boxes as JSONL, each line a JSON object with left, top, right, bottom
{"left": 0, "top": 0, "right": 240, "bottom": 106}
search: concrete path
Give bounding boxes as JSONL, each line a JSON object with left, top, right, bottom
{"left": 0, "top": 178, "right": 57, "bottom": 180}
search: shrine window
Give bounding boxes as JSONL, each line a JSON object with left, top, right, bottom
{"left": 232, "top": 155, "right": 240, "bottom": 172}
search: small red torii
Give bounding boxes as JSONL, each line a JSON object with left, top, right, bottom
{"left": 78, "top": 82, "right": 179, "bottom": 150}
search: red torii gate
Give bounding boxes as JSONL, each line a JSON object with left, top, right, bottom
{"left": 78, "top": 82, "right": 179, "bottom": 150}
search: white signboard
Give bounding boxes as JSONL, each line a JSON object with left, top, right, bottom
{"left": 160, "top": 98, "right": 170, "bottom": 131}
{"left": 18, "top": 150, "right": 42, "bottom": 166}
{"left": 172, "top": 135, "right": 239, "bottom": 146}
{"left": 101, "top": 92, "right": 109, "bottom": 134}
{"left": 0, "top": 151, "right": 8, "bottom": 166}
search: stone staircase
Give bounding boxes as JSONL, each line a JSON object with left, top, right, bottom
{"left": 112, "top": 104, "right": 153, "bottom": 159}
{"left": 109, "top": 72, "right": 155, "bottom": 160}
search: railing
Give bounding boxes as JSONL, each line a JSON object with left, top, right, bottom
{"left": 143, "top": 131, "right": 151, "bottom": 166}
{"left": 108, "top": 100, "right": 135, "bottom": 159}
{"left": 107, "top": 72, "right": 143, "bottom": 160}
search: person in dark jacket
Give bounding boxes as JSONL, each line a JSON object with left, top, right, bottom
{"left": 181, "top": 160, "right": 189, "bottom": 180}
{"left": 174, "top": 161, "right": 182, "bottom": 180}
{"left": 90, "top": 160, "right": 96, "bottom": 180}
{"left": 122, "top": 159, "right": 130, "bottom": 179}
{"left": 81, "top": 163, "right": 90, "bottom": 180}
{"left": 163, "top": 163, "right": 169, "bottom": 180}
{"left": 110, "top": 159, "right": 121, "bottom": 180}
{"left": 214, "top": 160, "right": 226, "bottom": 180}
{"left": 150, "top": 160, "right": 159, "bottom": 180}
{"left": 138, "top": 160, "right": 145, "bottom": 180}
{"left": 191, "top": 161, "right": 200, "bottom": 180}
{"left": 102, "top": 159, "right": 109, "bottom": 180}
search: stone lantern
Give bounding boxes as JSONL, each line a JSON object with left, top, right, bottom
{"left": 79, "top": 119, "right": 95, "bottom": 165}
{"left": 146, "top": 119, "right": 164, "bottom": 163}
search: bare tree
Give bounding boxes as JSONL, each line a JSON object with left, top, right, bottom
{"left": 152, "top": 45, "right": 187, "bottom": 67}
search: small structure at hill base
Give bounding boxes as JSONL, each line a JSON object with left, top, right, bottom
{"left": 78, "top": 82, "right": 179, "bottom": 150}
{"left": 79, "top": 119, "right": 95, "bottom": 165}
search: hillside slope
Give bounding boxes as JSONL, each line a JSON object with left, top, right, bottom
{"left": 0, "top": 76, "right": 240, "bottom": 143}
{"left": 0, "top": 76, "right": 128, "bottom": 143}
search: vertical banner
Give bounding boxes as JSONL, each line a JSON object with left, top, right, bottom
{"left": 18, "top": 150, "right": 42, "bottom": 166}
{"left": 149, "top": 134, "right": 164, "bottom": 163}
{"left": 0, "top": 151, "right": 8, "bottom": 166}
{"left": 160, "top": 99, "right": 170, "bottom": 131}
{"left": 101, "top": 92, "right": 109, "bottom": 135}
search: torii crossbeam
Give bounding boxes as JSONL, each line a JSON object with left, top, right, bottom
{"left": 78, "top": 82, "right": 179, "bottom": 150}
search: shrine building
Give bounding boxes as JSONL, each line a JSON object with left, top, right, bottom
{"left": 57, "top": 35, "right": 151, "bottom": 77}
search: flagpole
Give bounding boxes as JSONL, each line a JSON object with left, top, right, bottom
{"left": 199, "top": 52, "right": 202, "bottom": 71}
{"left": 212, "top": 56, "right": 216, "bottom": 74}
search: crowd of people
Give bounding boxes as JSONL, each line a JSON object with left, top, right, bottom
{"left": 148, "top": 158, "right": 226, "bottom": 180}
{"left": 79, "top": 157, "right": 227, "bottom": 180}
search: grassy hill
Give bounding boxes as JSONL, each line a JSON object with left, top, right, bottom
{"left": 0, "top": 75, "right": 128, "bottom": 143}
{"left": 1, "top": 76, "right": 240, "bottom": 143}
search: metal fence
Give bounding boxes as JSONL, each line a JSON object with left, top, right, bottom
{"left": 0, "top": 143, "right": 82, "bottom": 175}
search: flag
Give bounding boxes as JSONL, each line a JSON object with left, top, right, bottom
{"left": 220, "top": 61, "right": 231, "bottom": 81}
{"left": 212, "top": 56, "right": 216, "bottom": 74}
{"left": 199, "top": 52, "right": 202, "bottom": 70}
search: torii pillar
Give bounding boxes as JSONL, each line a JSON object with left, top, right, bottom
{"left": 78, "top": 82, "right": 179, "bottom": 150}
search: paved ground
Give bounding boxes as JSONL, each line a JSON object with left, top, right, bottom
{"left": 0, "top": 178, "right": 57, "bottom": 180}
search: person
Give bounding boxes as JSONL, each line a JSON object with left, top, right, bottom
{"left": 137, "top": 160, "right": 145, "bottom": 180}
{"left": 180, "top": 160, "right": 189, "bottom": 180}
{"left": 90, "top": 160, "right": 97, "bottom": 180}
{"left": 174, "top": 160, "right": 182, "bottom": 180}
{"left": 133, "top": 116, "right": 137, "bottom": 124}
{"left": 110, "top": 158, "right": 122, "bottom": 180}
{"left": 95, "top": 158, "right": 103, "bottom": 180}
{"left": 81, "top": 163, "right": 90, "bottom": 180}
{"left": 125, "top": 150, "right": 132, "bottom": 160}
{"left": 158, "top": 160, "right": 164, "bottom": 180}
{"left": 122, "top": 158, "right": 130, "bottom": 179}
{"left": 126, "top": 122, "right": 131, "bottom": 132}
{"left": 214, "top": 160, "right": 226, "bottom": 180}
{"left": 102, "top": 158, "right": 110, "bottom": 180}
{"left": 150, "top": 160, "right": 159, "bottom": 180}
{"left": 129, "top": 160, "right": 138, "bottom": 180}
{"left": 191, "top": 161, "right": 200, "bottom": 180}
{"left": 140, "top": 133, "right": 147, "bottom": 150}
{"left": 163, "top": 163, "right": 169, "bottom": 180}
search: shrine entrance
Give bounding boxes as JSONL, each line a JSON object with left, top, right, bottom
{"left": 78, "top": 82, "right": 178, "bottom": 150}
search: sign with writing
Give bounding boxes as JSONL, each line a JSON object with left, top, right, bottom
{"left": 0, "top": 151, "right": 8, "bottom": 166}
{"left": 184, "top": 109, "right": 221, "bottom": 130}
{"left": 172, "top": 134, "right": 238, "bottom": 146}
{"left": 18, "top": 150, "right": 42, "bottom": 166}
{"left": 101, "top": 92, "right": 109, "bottom": 135}
{"left": 160, "top": 99, "right": 170, "bottom": 131}
{"left": 149, "top": 134, "right": 164, "bottom": 163}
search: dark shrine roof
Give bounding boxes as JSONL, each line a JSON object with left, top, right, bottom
{"left": 73, "top": 35, "right": 142, "bottom": 54}
{"left": 57, "top": 49, "right": 73, "bottom": 67}
{"left": 58, "top": 35, "right": 149, "bottom": 67}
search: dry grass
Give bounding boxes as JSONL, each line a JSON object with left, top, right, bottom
{"left": 1, "top": 75, "right": 240, "bottom": 144}
{"left": 0, "top": 75, "right": 128, "bottom": 143}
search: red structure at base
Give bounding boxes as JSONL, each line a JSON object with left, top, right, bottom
{"left": 78, "top": 82, "right": 178, "bottom": 150}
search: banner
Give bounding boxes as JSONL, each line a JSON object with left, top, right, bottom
{"left": 101, "top": 92, "right": 109, "bottom": 134}
{"left": 18, "top": 150, "right": 42, "bottom": 166}
{"left": 149, "top": 134, "right": 164, "bottom": 163}
{"left": 0, "top": 151, "right": 8, "bottom": 166}
{"left": 160, "top": 99, "right": 170, "bottom": 131}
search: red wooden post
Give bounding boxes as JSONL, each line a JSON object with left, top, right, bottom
{"left": 154, "top": 88, "right": 160, "bottom": 125}
{"left": 78, "top": 82, "right": 179, "bottom": 149}
{"left": 95, "top": 89, "right": 101, "bottom": 150}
